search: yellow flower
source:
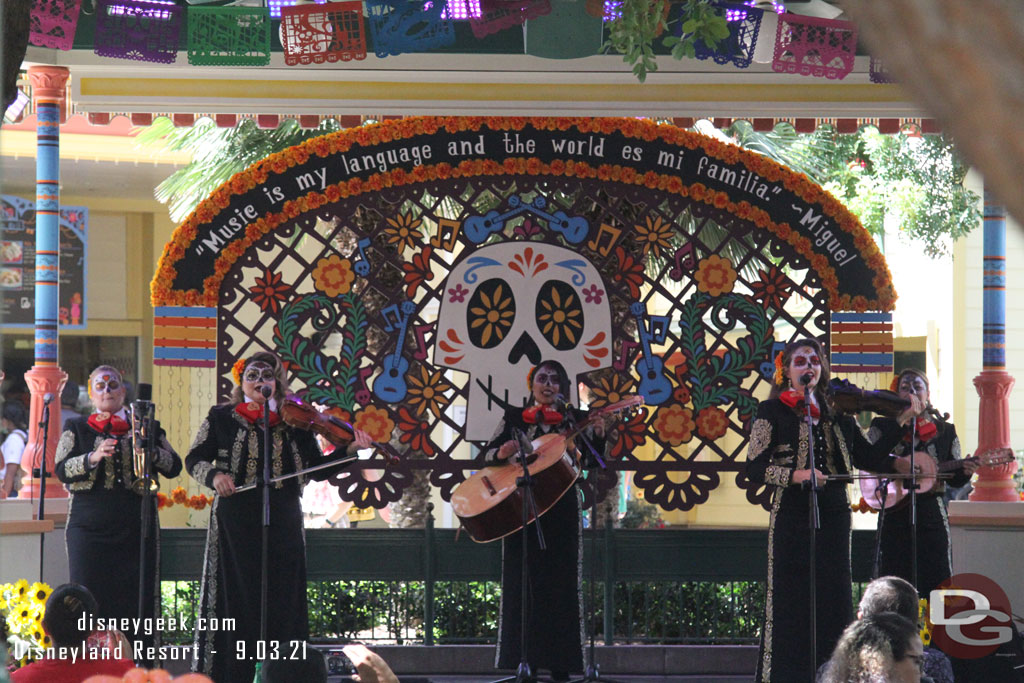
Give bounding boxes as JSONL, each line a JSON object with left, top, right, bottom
{"left": 312, "top": 254, "right": 356, "bottom": 297}
{"left": 406, "top": 366, "right": 454, "bottom": 418}
{"left": 694, "top": 254, "right": 737, "bottom": 297}
{"left": 13, "top": 579, "right": 28, "bottom": 599}
{"left": 383, "top": 211, "right": 423, "bottom": 253}
{"left": 633, "top": 214, "right": 674, "bottom": 259}
{"left": 28, "top": 582, "right": 51, "bottom": 607}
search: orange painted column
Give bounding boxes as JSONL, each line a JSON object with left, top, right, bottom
{"left": 19, "top": 65, "right": 71, "bottom": 501}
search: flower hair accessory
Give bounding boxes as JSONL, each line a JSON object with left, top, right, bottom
{"left": 889, "top": 374, "right": 900, "bottom": 393}
{"left": 773, "top": 351, "right": 785, "bottom": 386}
{"left": 231, "top": 357, "right": 248, "bottom": 386}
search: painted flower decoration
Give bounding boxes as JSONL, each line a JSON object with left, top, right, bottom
{"left": 313, "top": 254, "right": 356, "bottom": 297}
{"left": 612, "top": 246, "right": 644, "bottom": 300}
{"left": 694, "top": 255, "right": 737, "bottom": 297}
{"left": 513, "top": 218, "right": 542, "bottom": 239}
{"left": 354, "top": 405, "right": 396, "bottom": 443}
{"left": 468, "top": 279, "right": 515, "bottom": 347}
{"left": 749, "top": 265, "right": 792, "bottom": 311}
{"left": 396, "top": 406, "right": 436, "bottom": 457}
{"left": 537, "top": 284, "right": 584, "bottom": 348}
{"left": 383, "top": 211, "right": 423, "bottom": 253}
{"left": 406, "top": 365, "right": 454, "bottom": 418}
{"left": 696, "top": 406, "right": 729, "bottom": 440}
{"left": 249, "top": 267, "right": 291, "bottom": 314}
{"left": 634, "top": 214, "right": 674, "bottom": 259}
{"left": 582, "top": 284, "right": 604, "bottom": 304}
{"left": 402, "top": 246, "right": 435, "bottom": 298}
{"left": 653, "top": 404, "right": 696, "bottom": 446}
{"left": 612, "top": 407, "right": 648, "bottom": 459}
{"left": 589, "top": 373, "right": 636, "bottom": 410}
{"left": 448, "top": 283, "right": 468, "bottom": 303}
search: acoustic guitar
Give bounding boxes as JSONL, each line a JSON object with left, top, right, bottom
{"left": 859, "top": 447, "right": 1014, "bottom": 510}
{"left": 451, "top": 396, "right": 643, "bottom": 543}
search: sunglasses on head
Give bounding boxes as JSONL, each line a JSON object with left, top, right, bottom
{"left": 243, "top": 367, "right": 276, "bottom": 383}
{"left": 791, "top": 355, "right": 821, "bottom": 368}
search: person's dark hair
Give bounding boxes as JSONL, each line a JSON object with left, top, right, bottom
{"left": 859, "top": 576, "right": 919, "bottom": 622}
{"left": 768, "top": 338, "right": 832, "bottom": 411}
{"left": 229, "top": 351, "right": 288, "bottom": 405}
{"left": 261, "top": 644, "right": 327, "bottom": 683}
{"left": 2, "top": 401, "right": 27, "bottom": 430}
{"left": 42, "top": 583, "right": 98, "bottom": 649}
{"left": 821, "top": 612, "right": 919, "bottom": 683}
{"left": 528, "top": 360, "right": 571, "bottom": 399}
{"left": 60, "top": 381, "right": 79, "bottom": 408}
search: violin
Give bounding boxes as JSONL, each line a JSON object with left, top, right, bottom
{"left": 281, "top": 394, "right": 402, "bottom": 463}
{"left": 281, "top": 395, "right": 356, "bottom": 448}
{"left": 828, "top": 378, "right": 910, "bottom": 418}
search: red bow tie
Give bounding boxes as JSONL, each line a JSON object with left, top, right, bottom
{"left": 904, "top": 419, "right": 937, "bottom": 443}
{"left": 235, "top": 402, "right": 281, "bottom": 426}
{"left": 779, "top": 390, "right": 820, "bottom": 419}
{"left": 88, "top": 413, "right": 130, "bottom": 436}
{"left": 523, "top": 405, "right": 564, "bottom": 425}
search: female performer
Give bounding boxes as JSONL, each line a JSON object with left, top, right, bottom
{"left": 745, "top": 339, "right": 921, "bottom": 682}
{"left": 54, "top": 365, "right": 181, "bottom": 652}
{"left": 869, "top": 368, "right": 978, "bottom": 597}
{"left": 479, "top": 360, "right": 611, "bottom": 682}
{"left": 186, "top": 351, "right": 370, "bottom": 682}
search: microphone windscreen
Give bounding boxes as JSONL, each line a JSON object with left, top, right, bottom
{"left": 43, "top": 393, "right": 54, "bottom": 405}
{"left": 260, "top": 385, "right": 273, "bottom": 399}
{"left": 136, "top": 383, "right": 153, "bottom": 402}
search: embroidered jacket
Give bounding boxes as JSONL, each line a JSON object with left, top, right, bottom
{"left": 745, "top": 398, "right": 900, "bottom": 488}
{"left": 55, "top": 414, "right": 181, "bottom": 492}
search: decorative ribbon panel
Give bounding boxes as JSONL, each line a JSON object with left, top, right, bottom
{"left": 152, "top": 117, "right": 895, "bottom": 512}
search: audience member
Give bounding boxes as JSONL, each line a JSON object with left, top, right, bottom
{"left": 819, "top": 612, "right": 924, "bottom": 683}
{"left": 1, "top": 401, "right": 28, "bottom": 498}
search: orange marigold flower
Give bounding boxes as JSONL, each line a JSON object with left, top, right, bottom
{"left": 694, "top": 254, "right": 737, "bottom": 296}
{"left": 312, "top": 254, "right": 356, "bottom": 297}
{"left": 695, "top": 406, "right": 729, "bottom": 440}
{"left": 354, "top": 405, "right": 395, "bottom": 443}
{"left": 653, "top": 404, "right": 695, "bottom": 447}
{"left": 171, "top": 486, "right": 188, "bottom": 504}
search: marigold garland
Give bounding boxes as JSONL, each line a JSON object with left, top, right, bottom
{"left": 157, "top": 486, "right": 213, "bottom": 511}
{"left": 151, "top": 117, "right": 896, "bottom": 312}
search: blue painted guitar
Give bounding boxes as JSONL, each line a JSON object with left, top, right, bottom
{"left": 373, "top": 300, "right": 416, "bottom": 403}
{"left": 464, "top": 195, "right": 589, "bottom": 244}
{"left": 629, "top": 301, "right": 672, "bottom": 405}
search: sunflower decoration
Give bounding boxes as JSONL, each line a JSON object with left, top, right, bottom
{"left": 918, "top": 597, "right": 933, "bottom": 646}
{"left": 0, "top": 579, "right": 52, "bottom": 666}
{"left": 27, "top": 582, "right": 51, "bottom": 607}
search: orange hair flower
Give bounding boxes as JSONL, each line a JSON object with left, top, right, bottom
{"left": 773, "top": 351, "right": 785, "bottom": 386}
{"left": 889, "top": 374, "right": 900, "bottom": 393}
{"left": 231, "top": 358, "right": 248, "bottom": 386}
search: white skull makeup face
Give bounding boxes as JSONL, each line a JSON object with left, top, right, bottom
{"left": 434, "top": 243, "right": 612, "bottom": 440}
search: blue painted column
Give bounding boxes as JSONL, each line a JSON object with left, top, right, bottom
{"left": 970, "top": 190, "right": 1018, "bottom": 501}
{"left": 20, "top": 66, "right": 70, "bottom": 500}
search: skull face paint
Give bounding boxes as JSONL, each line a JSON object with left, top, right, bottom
{"left": 434, "top": 243, "right": 611, "bottom": 440}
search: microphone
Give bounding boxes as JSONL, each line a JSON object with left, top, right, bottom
{"left": 552, "top": 394, "right": 569, "bottom": 413}
{"left": 43, "top": 393, "right": 54, "bottom": 405}
{"left": 799, "top": 372, "right": 814, "bottom": 386}
{"left": 135, "top": 383, "right": 153, "bottom": 404}
{"left": 260, "top": 385, "right": 273, "bottom": 399}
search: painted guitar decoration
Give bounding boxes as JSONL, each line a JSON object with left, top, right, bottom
{"left": 629, "top": 301, "right": 672, "bottom": 405}
{"left": 859, "top": 447, "right": 1015, "bottom": 510}
{"left": 464, "top": 195, "right": 589, "bottom": 245}
{"left": 372, "top": 300, "right": 416, "bottom": 403}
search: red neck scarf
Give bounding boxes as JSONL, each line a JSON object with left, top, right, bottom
{"left": 779, "top": 390, "right": 820, "bottom": 419}
{"left": 235, "top": 401, "right": 281, "bottom": 427}
{"left": 88, "top": 412, "right": 130, "bottom": 436}
{"left": 523, "top": 404, "right": 564, "bottom": 425}
{"left": 904, "top": 419, "right": 937, "bottom": 443}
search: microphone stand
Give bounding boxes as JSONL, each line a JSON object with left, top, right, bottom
{"left": 136, "top": 402, "right": 157, "bottom": 665}
{"left": 907, "top": 412, "right": 920, "bottom": 592}
{"left": 36, "top": 398, "right": 52, "bottom": 583}
{"left": 258, "top": 389, "right": 273, "bottom": 678}
{"left": 871, "top": 480, "right": 891, "bottom": 579}
{"left": 801, "top": 378, "right": 821, "bottom": 681}
{"left": 491, "top": 426, "right": 548, "bottom": 683}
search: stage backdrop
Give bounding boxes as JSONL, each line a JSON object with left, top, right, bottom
{"left": 151, "top": 117, "right": 896, "bottom": 513}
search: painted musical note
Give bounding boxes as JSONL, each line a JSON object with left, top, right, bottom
{"left": 373, "top": 300, "right": 416, "bottom": 403}
{"left": 354, "top": 366, "right": 374, "bottom": 404}
{"left": 587, "top": 223, "right": 622, "bottom": 257}
{"left": 413, "top": 322, "right": 435, "bottom": 361}
{"left": 629, "top": 301, "right": 673, "bottom": 405}
{"left": 613, "top": 339, "right": 640, "bottom": 372}
{"left": 430, "top": 218, "right": 461, "bottom": 252}
{"left": 668, "top": 243, "right": 696, "bottom": 281}
{"left": 352, "top": 237, "right": 371, "bottom": 277}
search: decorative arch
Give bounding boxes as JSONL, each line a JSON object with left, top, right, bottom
{"left": 152, "top": 116, "right": 896, "bottom": 512}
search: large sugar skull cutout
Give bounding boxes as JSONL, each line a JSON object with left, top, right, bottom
{"left": 434, "top": 243, "right": 612, "bottom": 440}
